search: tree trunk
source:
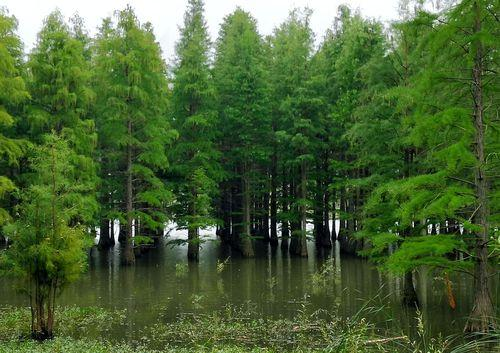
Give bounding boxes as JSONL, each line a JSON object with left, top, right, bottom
{"left": 313, "top": 165, "right": 324, "bottom": 247}
{"left": 465, "top": 1, "right": 495, "bottom": 332}
{"left": 98, "top": 219, "right": 114, "bottom": 249}
{"left": 123, "top": 119, "right": 135, "bottom": 265}
{"left": 270, "top": 151, "right": 278, "bottom": 245}
{"left": 323, "top": 186, "right": 332, "bottom": 246}
{"left": 281, "top": 175, "right": 289, "bottom": 251}
{"left": 31, "top": 281, "right": 55, "bottom": 340}
{"left": 262, "top": 187, "right": 270, "bottom": 241}
{"left": 238, "top": 168, "right": 254, "bottom": 257}
{"left": 187, "top": 193, "right": 200, "bottom": 261}
{"left": 187, "top": 227, "right": 199, "bottom": 261}
{"left": 290, "top": 163, "right": 307, "bottom": 257}
{"left": 219, "top": 181, "right": 232, "bottom": 242}
{"left": 402, "top": 270, "right": 419, "bottom": 307}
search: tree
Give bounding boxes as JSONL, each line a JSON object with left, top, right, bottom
{"left": 213, "top": 8, "right": 270, "bottom": 257}
{"left": 94, "top": 6, "right": 177, "bottom": 265}
{"left": 26, "top": 10, "right": 98, "bottom": 228}
{"left": 1, "top": 134, "right": 91, "bottom": 340}
{"left": 170, "top": 0, "right": 221, "bottom": 261}
{"left": 0, "top": 9, "right": 29, "bottom": 230}
{"left": 269, "top": 9, "right": 316, "bottom": 257}
{"left": 349, "top": 6, "right": 431, "bottom": 306}
{"left": 409, "top": 0, "right": 498, "bottom": 332}
{"left": 359, "top": 0, "right": 498, "bottom": 330}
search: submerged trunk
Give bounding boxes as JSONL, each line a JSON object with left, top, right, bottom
{"left": 290, "top": 162, "right": 308, "bottom": 257}
{"left": 187, "top": 227, "right": 199, "bottom": 261}
{"left": 238, "top": 169, "right": 254, "bottom": 257}
{"left": 402, "top": 270, "right": 419, "bottom": 307}
{"left": 281, "top": 175, "right": 290, "bottom": 251}
{"left": 261, "top": 188, "right": 270, "bottom": 241}
{"left": 98, "top": 219, "right": 114, "bottom": 249}
{"left": 123, "top": 119, "right": 135, "bottom": 265}
{"left": 187, "top": 195, "right": 200, "bottom": 261}
{"left": 270, "top": 151, "right": 278, "bottom": 244}
{"left": 465, "top": 1, "right": 495, "bottom": 332}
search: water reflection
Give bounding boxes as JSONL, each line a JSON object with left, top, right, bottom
{"left": 1, "top": 232, "right": 497, "bottom": 342}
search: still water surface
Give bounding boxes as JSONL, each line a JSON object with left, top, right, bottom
{"left": 0, "top": 228, "right": 498, "bottom": 343}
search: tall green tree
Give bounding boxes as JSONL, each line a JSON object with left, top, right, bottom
{"left": 25, "top": 10, "right": 98, "bottom": 226}
{"left": 213, "top": 8, "right": 270, "bottom": 257}
{"left": 359, "top": 0, "right": 498, "bottom": 330}
{"left": 348, "top": 5, "right": 430, "bottom": 306}
{"left": 170, "top": 0, "right": 220, "bottom": 261}
{"left": 1, "top": 134, "right": 91, "bottom": 340}
{"left": 94, "top": 6, "right": 177, "bottom": 265}
{"left": 0, "top": 9, "right": 29, "bottom": 229}
{"left": 269, "top": 9, "right": 316, "bottom": 257}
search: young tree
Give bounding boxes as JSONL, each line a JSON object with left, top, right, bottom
{"left": 213, "top": 8, "right": 270, "bottom": 257}
{"left": 0, "top": 9, "right": 29, "bottom": 229}
{"left": 94, "top": 7, "right": 177, "bottom": 265}
{"left": 1, "top": 134, "right": 91, "bottom": 340}
{"left": 170, "top": 0, "right": 221, "bottom": 261}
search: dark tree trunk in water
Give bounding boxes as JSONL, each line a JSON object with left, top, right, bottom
{"left": 340, "top": 192, "right": 357, "bottom": 255}
{"left": 123, "top": 119, "right": 135, "bottom": 265}
{"left": 290, "top": 163, "right": 307, "bottom": 257}
{"left": 187, "top": 195, "right": 199, "bottom": 261}
{"left": 270, "top": 150, "right": 278, "bottom": 245}
{"left": 281, "top": 175, "right": 289, "bottom": 251}
{"left": 118, "top": 222, "right": 126, "bottom": 242}
{"left": 465, "top": 1, "right": 495, "bottom": 332}
{"left": 313, "top": 166, "right": 324, "bottom": 247}
{"left": 187, "top": 227, "right": 199, "bottom": 261}
{"left": 98, "top": 219, "right": 114, "bottom": 249}
{"left": 261, "top": 188, "right": 270, "bottom": 241}
{"left": 315, "top": 160, "right": 332, "bottom": 248}
{"left": 219, "top": 182, "right": 232, "bottom": 242}
{"left": 237, "top": 167, "right": 254, "bottom": 257}
{"left": 323, "top": 187, "right": 332, "bottom": 245}
{"left": 402, "top": 270, "right": 419, "bottom": 307}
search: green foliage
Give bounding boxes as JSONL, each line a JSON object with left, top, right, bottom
{"left": 0, "top": 9, "right": 29, "bottom": 225}
{"left": 1, "top": 134, "right": 92, "bottom": 284}
{"left": 0, "top": 134, "right": 93, "bottom": 337}
{"left": 25, "top": 10, "right": 98, "bottom": 226}
{"left": 170, "top": 0, "right": 221, "bottom": 241}
{"left": 93, "top": 6, "right": 177, "bottom": 236}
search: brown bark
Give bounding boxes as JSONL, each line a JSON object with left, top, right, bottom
{"left": 123, "top": 119, "right": 135, "bottom": 265}
{"left": 465, "top": 0, "right": 495, "bottom": 332}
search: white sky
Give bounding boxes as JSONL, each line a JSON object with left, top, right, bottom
{"left": 2, "top": 0, "right": 401, "bottom": 63}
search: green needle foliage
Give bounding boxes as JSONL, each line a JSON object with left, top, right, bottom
{"left": 25, "top": 10, "right": 98, "bottom": 226}
{"left": 269, "top": 9, "right": 316, "bottom": 257}
{"left": 1, "top": 134, "right": 92, "bottom": 340}
{"left": 0, "top": 0, "right": 497, "bottom": 339}
{"left": 170, "top": 0, "right": 221, "bottom": 261}
{"left": 0, "top": 9, "right": 29, "bottom": 227}
{"left": 93, "top": 6, "right": 177, "bottom": 265}
{"left": 213, "top": 8, "right": 270, "bottom": 257}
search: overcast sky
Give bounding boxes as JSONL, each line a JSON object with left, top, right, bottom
{"left": 3, "top": 0, "right": 401, "bottom": 63}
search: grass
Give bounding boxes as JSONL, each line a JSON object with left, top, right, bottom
{"left": 0, "top": 304, "right": 497, "bottom": 353}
